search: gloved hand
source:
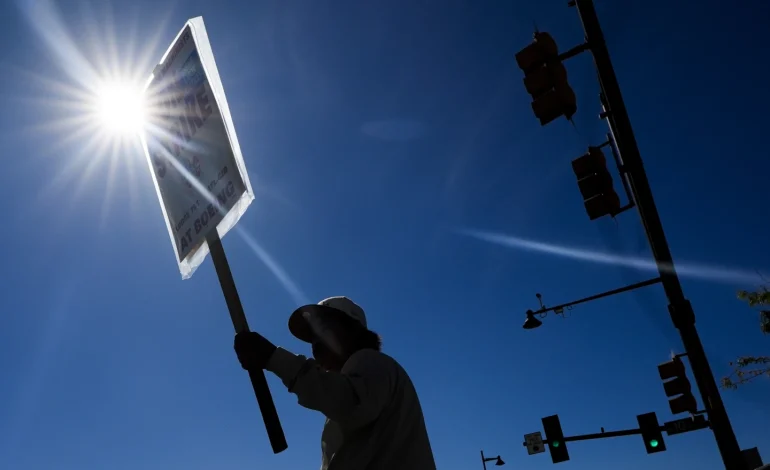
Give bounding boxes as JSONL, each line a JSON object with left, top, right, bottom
{"left": 234, "top": 331, "right": 277, "bottom": 370}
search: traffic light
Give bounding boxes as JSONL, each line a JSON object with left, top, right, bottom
{"left": 542, "top": 415, "right": 570, "bottom": 463}
{"left": 571, "top": 146, "right": 621, "bottom": 220}
{"left": 637, "top": 412, "right": 667, "bottom": 454}
{"left": 658, "top": 356, "right": 698, "bottom": 415}
{"left": 515, "top": 32, "right": 577, "bottom": 126}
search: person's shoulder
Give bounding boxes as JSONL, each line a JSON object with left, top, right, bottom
{"left": 346, "top": 349, "right": 401, "bottom": 371}
{"left": 349, "top": 348, "right": 393, "bottom": 363}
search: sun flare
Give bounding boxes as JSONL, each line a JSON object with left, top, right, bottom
{"left": 94, "top": 82, "right": 146, "bottom": 134}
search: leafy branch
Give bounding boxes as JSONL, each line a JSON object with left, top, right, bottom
{"left": 721, "top": 356, "right": 770, "bottom": 389}
{"left": 736, "top": 288, "right": 770, "bottom": 335}
{"left": 720, "top": 287, "right": 769, "bottom": 390}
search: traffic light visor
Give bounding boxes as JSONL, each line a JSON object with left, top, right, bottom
{"left": 662, "top": 376, "right": 691, "bottom": 397}
{"left": 515, "top": 32, "right": 558, "bottom": 72}
{"left": 531, "top": 84, "right": 577, "bottom": 126}
{"left": 658, "top": 358, "right": 685, "bottom": 381}
{"left": 584, "top": 193, "right": 621, "bottom": 220}
{"left": 577, "top": 172, "right": 614, "bottom": 198}
{"left": 668, "top": 393, "right": 698, "bottom": 415}
{"left": 571, "top": 148, "right": 607, "bottom": 179}
{"left": 523, "top": 62, "right": 568, "bottom": 96}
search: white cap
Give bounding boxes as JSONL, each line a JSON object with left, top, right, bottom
{"left": 288, "top": 296, "right": 367, "bottom": 343}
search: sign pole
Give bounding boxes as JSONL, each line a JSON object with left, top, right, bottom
{"left": 207, "top": 230, "right": 288, "bottom": 454}
{"left": 142, "top": 16, "right": 288, "bottom": 455}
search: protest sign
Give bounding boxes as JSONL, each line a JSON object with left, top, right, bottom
{"left": 140, "top": 17, "right": 287, "bottom": 454}
{"left": 141, "top": 16, "right": 254, "bottom": 280}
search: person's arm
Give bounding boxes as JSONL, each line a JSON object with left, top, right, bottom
{"left": 267, "top": 348, "right": 393, "bottom": 430}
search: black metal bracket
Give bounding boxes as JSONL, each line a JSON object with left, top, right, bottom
{"left": 558, "top": 42, "right": 591, "bottom": 62}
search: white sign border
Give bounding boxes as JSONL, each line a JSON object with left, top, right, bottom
{"left": 140, "top": 16, "right": 255, "bottom": 279}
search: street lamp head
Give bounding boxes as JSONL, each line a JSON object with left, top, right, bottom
{"left": 495, "top": 456, "right": 505, "bottom": 466}
{"left": 523, "top": 310, "right": 542, "bottom": 330}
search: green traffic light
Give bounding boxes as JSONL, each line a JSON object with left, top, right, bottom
{"left": 649, "top": 439, "right": 659, "bottom": 448}
{"left": 552, "top": 441, "right": 560, "bottom": 448}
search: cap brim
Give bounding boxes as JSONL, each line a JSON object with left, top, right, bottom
{"left": 288, "top": 304, "right": 347, "bottom": 343}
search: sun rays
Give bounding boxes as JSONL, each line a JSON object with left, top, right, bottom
{"left": 15, "top": 0, "right": 306, "bottom": 303}
{"left": 13, "top": 2, "right": 169, "bottom": 231}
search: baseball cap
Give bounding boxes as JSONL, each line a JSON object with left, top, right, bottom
{"left": 288, "top": 296, "right": 368, "bottom": 343}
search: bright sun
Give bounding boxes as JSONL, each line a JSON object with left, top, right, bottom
{"left": 95, "top": 82, "right": 146, "bottom": 134}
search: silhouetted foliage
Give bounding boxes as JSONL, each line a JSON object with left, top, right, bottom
{"left": 721, "top": 287, "right": 770, "bottom": 390}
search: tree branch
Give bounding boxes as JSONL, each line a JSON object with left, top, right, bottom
{"left": 721, "top": 287, "right": 769, "bottom": 389}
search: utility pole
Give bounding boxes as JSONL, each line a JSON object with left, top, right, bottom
{"left": 569, "top": 0, "right": 744, "bottom": 468}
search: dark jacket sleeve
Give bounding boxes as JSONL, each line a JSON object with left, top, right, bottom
{"left": 267, "top": 348, "right": 393, "bottom": 430}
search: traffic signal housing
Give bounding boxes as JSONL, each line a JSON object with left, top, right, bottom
{"left": 637, "top": 412, "right": 667, "bottom": 454}
{"left": 542, "top": 415, "right": 570, "bottom": 463}
{"left": 658, "top": 356, "right": 698, "bottom": 415}
{"left": 571, "top": 146, "right": 621, "bottom": 220}
{"left": 515, "top": 32, "right": 577, "bottom": 126}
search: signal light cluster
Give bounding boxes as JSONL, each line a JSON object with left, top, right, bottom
{"left": 515, "top": 32, "right": 577, "bottom": 126}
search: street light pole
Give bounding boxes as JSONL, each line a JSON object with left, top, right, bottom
{"left": 571, "top": 0, "right": 743, "bottom": 468}
{"left": 530, "top": 277, "right": 661, "bottom": 316}
{"left": 480, "top": 450, "right": 505, "bottom": 470}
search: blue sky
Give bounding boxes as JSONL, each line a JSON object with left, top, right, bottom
{"left": 1, "top": 0, "right": 769, "bottom": 469}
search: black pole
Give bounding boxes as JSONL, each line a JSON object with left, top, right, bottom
{"left": 525, "top": 419, "right": 710, "bottom": 446}
{"left": 522, "top": 427, "right": 641, "bottom": 446}
{"left": 530, "top": 277, "right": 661, "bottom": 316}
{"left": 565, "top": 427, "right": 641, "bottom": 442}
{"left": 481, "top": 450, "right": 488, "bottom": 470}
{"left": 572, "top": 0, "right": 743, "bottom": 468}
{"left": 207, "top": 230, "right": 288, "bottom": 454}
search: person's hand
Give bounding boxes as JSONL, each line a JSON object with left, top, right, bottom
{"left": 234, "top": 331, "right": 277, "bottom": 370}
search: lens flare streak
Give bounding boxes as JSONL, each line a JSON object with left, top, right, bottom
{"left": 153, "top": 143, "right": 307, "bottom": 305}
{"left": 456, "top": 228, "right": 764, "bottom": 286}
